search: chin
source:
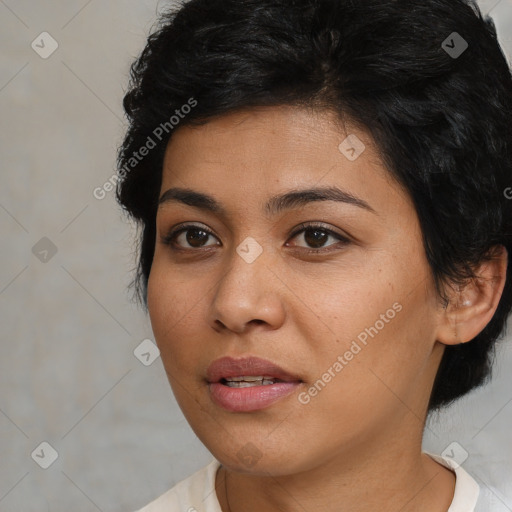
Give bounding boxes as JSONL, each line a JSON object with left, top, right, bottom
{"left": 196, "top": 429, "right": 313, "bottom": 476}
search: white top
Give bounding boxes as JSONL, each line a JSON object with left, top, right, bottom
{"left": 134, "top": 453, "right": 480, "bottom": 512}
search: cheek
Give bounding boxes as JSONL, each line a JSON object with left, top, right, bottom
{"left": 146, "top": 265, "right": 169, "bottom": 340}
{"left": 304, "top": 246, "right": 437, "bottom": 389}
{"left": 147, "top": 264, "right": 188, "bottom": 353}
{"left": 314, "top": 274, "right": 437, "bottom": 422}
{"left": 147, "top": 260, "right": 211, "bottom": 372}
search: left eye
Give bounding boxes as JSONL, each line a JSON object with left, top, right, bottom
{"left": 287, "top": 224, "right": 349, "bottom": 251}
{"left": 162, "top": 222, "right": 349, "bottom": 252}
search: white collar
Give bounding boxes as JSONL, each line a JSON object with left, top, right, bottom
{"left": 425, "top": 453, "right": 480, "bottom": 512}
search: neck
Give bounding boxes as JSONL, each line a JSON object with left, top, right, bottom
{"left": 216, "top": 430, "right": 455, "bottom": 512}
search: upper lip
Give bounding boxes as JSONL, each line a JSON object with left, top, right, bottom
{"left": 206, "top": 356, "right": 302, "bottom": 383}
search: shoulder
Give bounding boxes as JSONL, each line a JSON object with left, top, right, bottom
{"left": 133, "top": 458, "right": 222, "bottom": 512}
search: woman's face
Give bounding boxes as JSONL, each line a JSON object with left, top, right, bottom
{"left": 147, "top": 106, "right": 445, "bottom": 475}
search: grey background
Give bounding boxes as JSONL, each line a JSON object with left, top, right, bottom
{"left": 0, "top": 1, "right": 511, "bottom": 511}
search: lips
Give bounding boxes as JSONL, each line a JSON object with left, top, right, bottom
{"left": 206, "top": 356, "right": 302, "bottom": 384}
{"left": 206, "top": 356, "right": 303, "bottom": 412}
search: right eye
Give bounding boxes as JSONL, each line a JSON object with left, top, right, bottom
{"left": 161, "top": 223, "right": 220, "bottom": 250}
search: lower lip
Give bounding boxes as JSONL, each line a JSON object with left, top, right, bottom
{"left": 208, "top": 382, "right": 301, "bottom": 412}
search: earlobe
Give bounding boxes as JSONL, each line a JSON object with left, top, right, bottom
{"left": 436, "top": 245, "right": 508, "bottom": 346}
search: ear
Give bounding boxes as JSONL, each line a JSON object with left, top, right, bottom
{"left": 436, "top": 245, "right": 508, "bottom": 346}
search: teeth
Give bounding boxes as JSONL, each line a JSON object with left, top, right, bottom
{"left": 223, "top": 376, "right": 277, "bottom": 387}
{"left": 227, "top": 375, "right": 275, "bottom": 382}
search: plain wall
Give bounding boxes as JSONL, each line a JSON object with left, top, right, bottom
{"left": 1, "top": 1, "right": 511, "bottom": 510}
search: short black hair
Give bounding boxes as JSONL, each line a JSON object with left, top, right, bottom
{"left": 116, "top": 0, "right": 512, "bottom": 411}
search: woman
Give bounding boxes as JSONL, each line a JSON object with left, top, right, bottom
{"left": 116, "top": 0, "right": 512, "bottom": 510}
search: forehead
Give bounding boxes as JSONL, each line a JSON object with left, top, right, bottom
{"left": 158, "top": 105, "right": 407, "bottom": 224}
{"left": 162, "top": 106, "right": 387, "bottom": 186}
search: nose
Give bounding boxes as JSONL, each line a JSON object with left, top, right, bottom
{"left": 208, "top": 244, "right": 286, "bottom": 335}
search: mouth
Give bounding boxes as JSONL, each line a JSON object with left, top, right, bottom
{"left": 206, "top": 356, "right": 303, "bottom": 412}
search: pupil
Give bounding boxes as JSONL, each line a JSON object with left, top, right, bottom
{"left": 305, "top": 228, "right": 328, "bottom": 248}
{"left": 187, "top": 228, "right": 208, "bottom": 248}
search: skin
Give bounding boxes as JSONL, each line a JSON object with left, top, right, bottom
{"left": 147, "top": 105, "right": 507, "bottom": 512}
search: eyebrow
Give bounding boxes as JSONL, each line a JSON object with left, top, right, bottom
{"left": 158, "top": 186, "right": 376, "bottom": 216}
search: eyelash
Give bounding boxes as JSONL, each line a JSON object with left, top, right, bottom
{"left": 161, "top": 222, "right": 351, "bottom": 254}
